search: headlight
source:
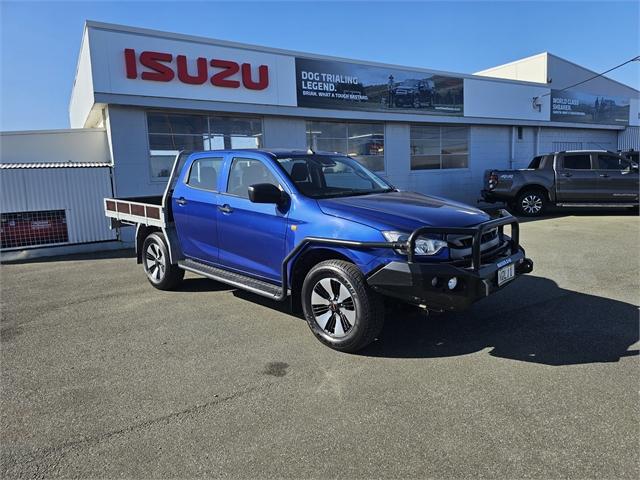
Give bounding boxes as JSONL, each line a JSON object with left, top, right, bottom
{"left": 382, "top": 231, "right": 448, "bottom": 256}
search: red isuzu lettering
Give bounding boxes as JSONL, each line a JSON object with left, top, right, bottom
{"left": 123, "top": 48, "right": 269, "bottom": 90}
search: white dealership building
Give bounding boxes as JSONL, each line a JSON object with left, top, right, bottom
{"left": 1, "top": 21, "right": 638, "bottom": 256}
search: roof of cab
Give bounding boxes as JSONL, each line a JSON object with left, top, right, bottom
{"left": 188, "top": 148, "right": 344, "bottom": 158}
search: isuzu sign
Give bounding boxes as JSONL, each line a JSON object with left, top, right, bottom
{"left": 123, "top": 48, "right": 270, "bottom": 90}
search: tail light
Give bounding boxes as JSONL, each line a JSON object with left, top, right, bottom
{"left": 488, "top": 171, "right": 499, "bottom": 189}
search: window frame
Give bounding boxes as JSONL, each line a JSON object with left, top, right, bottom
{"left": 409, "top": 124, "right": 470, "bottom": 172}
{"left": 596, "top": 153, "right": 632, "bottom": 171}
{"left": 560, "top": 153, "right": 594, "bottom": 171}
{"left": 185, "top": 156, "right": 225, "bottom": 192}
{"left": 224, "top": 156, "right": 282, "bottom": 200}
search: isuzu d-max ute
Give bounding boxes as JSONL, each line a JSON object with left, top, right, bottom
{"left": 392, "top": 79, "right": 436, "bottom": 109}
{"left": 482, "top": 150, "right": 639, "bottom": 216}
{"left": 105, "top": 149, "right": 533, "bottom": 352}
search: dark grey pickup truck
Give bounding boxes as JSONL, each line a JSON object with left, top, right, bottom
{"left": 482, "top": 150, "right": 639, "bottom": 216}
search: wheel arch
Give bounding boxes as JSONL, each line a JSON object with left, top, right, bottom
{"left": 515, "top": 184, "right": 551, "bottom": 201}
{"left": 135, "top": 224, "right": 162, "bottom": 264}
{"left": 289, "top": 247, "right": 359, "bottom": 311}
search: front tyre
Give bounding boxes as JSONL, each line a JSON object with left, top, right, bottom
{"left": 142, "top": 232, "right": 184, "bottom": 290}
{"left": 301, "top": 260, "right": 384, "bottom": 353}
{"left": 516, "top": 189, "right": 547, "bottom": 217}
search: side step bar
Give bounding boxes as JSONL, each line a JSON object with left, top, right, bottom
{"left": 556, "top": 203, "right": 637, "bottom": 208}
{"left": 179, "top": 259, "right": 284, "bottom": 300}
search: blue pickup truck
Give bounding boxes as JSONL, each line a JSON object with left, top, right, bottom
{"left": 105, "top": 149, "right": 533, "bottom": 352}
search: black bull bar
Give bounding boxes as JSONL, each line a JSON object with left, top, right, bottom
{"left": 406, "top": 208, "right": 519, "bottom": 269}
{"left": 275, "top": 210, "right": 531, "bottom": 307}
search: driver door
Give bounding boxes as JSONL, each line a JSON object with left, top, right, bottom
{"left": 216, "top": 155, "right": 290, "bottom": 283}
{"left": 595, "top": 153, "right": 639, "bottom": 203}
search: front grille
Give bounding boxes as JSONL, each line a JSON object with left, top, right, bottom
{"left": 449, "top": 241, "right": 511, "bottom": 267}
{"left": 448, "top": 228, "right": 498, "bottom": 249}
{"left": 448, "top": 228, "right": 501, "bottom": 260}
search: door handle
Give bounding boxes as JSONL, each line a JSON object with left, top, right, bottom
{"left": 176, "top": 197, "right": 187, "bottom": 206}
{"left": 218, "top": 204, "right": 233, "bottom": 214}
{"left": 599, "top": 173, "right": 610, "bottom": 178}
{"left": 562, "top": 173, "right": 572, "bottom": 178}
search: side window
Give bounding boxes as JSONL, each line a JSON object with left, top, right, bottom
{"left": 187, "top": 157, "right": 224, "bottom": 191}
{"left": 562, "top": 154, "right": 592, "bottom": 170}
{"left": 226, "top": 158, "right": 279, "bottom": 199}
{"left": 598, "top": 154, "right": 630, "bottom": 170}
{"left": 528, "top": 156, "right": 543, "bottom": 169}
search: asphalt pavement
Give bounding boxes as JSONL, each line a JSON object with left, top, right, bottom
{"left": 1, "top": 212, "right": 638, "bottom": 479}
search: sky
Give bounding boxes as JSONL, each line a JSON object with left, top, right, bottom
{"left": 0, "top": 0, "right": 638, "bottom": 131}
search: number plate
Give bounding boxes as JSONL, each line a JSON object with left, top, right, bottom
{"left": 497, "top": 263, "right": 515, "bottom": 286}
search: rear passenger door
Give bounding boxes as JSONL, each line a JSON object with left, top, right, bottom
{"left": 595, "top": 153, "right": 639, "bottom": 203}
{"left": 555, "top": 153, "right": 599, "bottom": 202}
{"left": 173, "top": 156, "right": 224, "bottom": 264}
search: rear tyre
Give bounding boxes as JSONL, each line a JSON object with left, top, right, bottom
{"left": 516, "top": 189, "right": 547, "bottom": 217}
{"left": 142, "top": 232, "right": 184, "bottom": 290}
{"left": 301, "top": 260, "right": 384, "bottom": 353}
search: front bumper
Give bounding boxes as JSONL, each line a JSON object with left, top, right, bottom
{"left": 366, "top": 210, "right": 532, "bottom": 311}
{"left": 367, "top": 247, "right": 534, "bottom": 311}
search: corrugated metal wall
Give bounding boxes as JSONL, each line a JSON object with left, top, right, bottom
{"left": 0, "top": 167, "right": 116, "bottom": 247}
{"left": 539, "top": 127, "right": 617, "bottom": 153}
{"left": 618, "top": 126, "right": 639, "bottom": 151}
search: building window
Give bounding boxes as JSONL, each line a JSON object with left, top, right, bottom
{"left": 306, "top": 121, "right": 385, "bottom": 171}
{"left": 147, "top": 112, "right": 263, "bottom": 181}
{"left": 517, "top": 126, "right": 523, "bottom": 140}
{"left": 410, "top": 125, "right": 469, "bottom": 170}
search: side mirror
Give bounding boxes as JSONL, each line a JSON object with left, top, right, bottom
{"left": 248, "top": 183, "right": 283, "bottom": 204}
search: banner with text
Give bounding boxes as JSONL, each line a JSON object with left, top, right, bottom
{"left": 551, "top": 90, "right": 629, "bottom": 125}
{"left": 296, "top": 58, "right": 463, "bottom": 115}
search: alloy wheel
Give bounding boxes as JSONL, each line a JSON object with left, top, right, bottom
{"left": 311, "top": 278, "right": 356, "bottom": 338}
{"left": 521, "top": 194, "right": 543, "bottom": 214}
{"left": 145, "top": 241, "right": 166, "bottom": 282}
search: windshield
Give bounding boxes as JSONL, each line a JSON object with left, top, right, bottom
{"left": 276, "top": 154, "right": 393, "bottom": 199}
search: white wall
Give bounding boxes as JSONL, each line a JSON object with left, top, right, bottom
{"left": 464, "top": 78, "right": 550, "bottom": 121}
{"left": 629, "top": 98, "right": 639, "bottom": 127}
{"left": 86, "top": 27, "right": 297, "bottom": 108}
{"left": 513, "top": 127, "right": 537, "bottom": 169}
{"left": 398, "top": 125, "right": 511, "bottom": 205}
{"left": 105, "top": 106, "right": 163, "bottom": 198}
{"left": 475, "top": 53, "right": 548, "bottom": 83}
{"left": 381, "top": 123, "right": 410, "bottom": 189}
{"left": 69, "top": 29, "right": 96, "bottom": 128}
{"left": 99, "top": 105, "right": 623, "bottom": 215}
{"left": 0, "top": 129, "right": 110, "bottom": 164}
{"left": 263, "top": 117, "right": 306, "bottom": 149}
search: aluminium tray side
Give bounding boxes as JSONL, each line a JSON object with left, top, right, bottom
{"left": 104, "top": 197, "right": 165, "bottom": 228}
